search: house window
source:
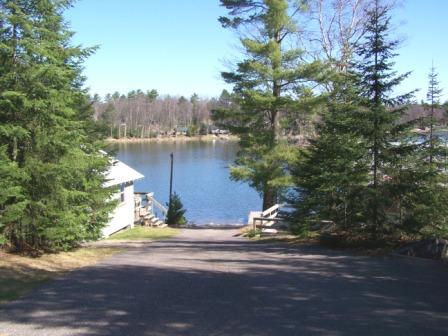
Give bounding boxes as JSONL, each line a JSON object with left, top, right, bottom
{"left": 120, "top": 184, "right": 125, "bottom": 203}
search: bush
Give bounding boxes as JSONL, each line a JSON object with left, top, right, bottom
{"left": 165, "top": 192, "right": 187, "bottom": 226}
{"left": 245, "top": 229, "right": 261, "bottom": 238}
{"left": 186, "top": 125, "right": 198, "bottom": 137}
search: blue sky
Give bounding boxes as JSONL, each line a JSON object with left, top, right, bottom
{"left": 66, "top": 0, "right": 447, "bottom": 102}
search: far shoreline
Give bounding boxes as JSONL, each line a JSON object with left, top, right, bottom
{"left": 105, "top": 134, "right": 239, "bottom": 144}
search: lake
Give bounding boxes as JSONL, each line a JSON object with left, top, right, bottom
{"left": 109, "top": 140, "right": 262, "bottom": 225}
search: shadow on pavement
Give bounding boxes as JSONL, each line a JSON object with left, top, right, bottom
{"left": 1, "top": 236, "right": 448, "bottom": 336}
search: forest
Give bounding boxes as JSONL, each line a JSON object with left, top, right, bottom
{"left": 216, "top": 0, "right": 448, "bottom": 247}
{"left": 92, "top": 90, "right": 231, "bottom": 138}
{"left": 0, "top": 0, "right": 447, "bottom": 253}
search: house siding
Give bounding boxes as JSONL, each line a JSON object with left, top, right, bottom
{"left": 102, "top": 181, "right": 135, "bottom": 237}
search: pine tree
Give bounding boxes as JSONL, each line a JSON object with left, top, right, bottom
{"left": 217, "top": 0, "right": 322, "bottom": 210}
{"left": 289, "top": 0, "right": 441, "bottom": 241}
{"left": 426, "top": 63, "right": 443, "bottom": 165}
{"left": 354, "top": 0, "right": 414, "bottom": 236}
{"left": 289, "top": 78, "right": 442, "bottom": 241}
{"left": 0, "top": 0, "right": 114, "bottom": 252}
{"left": 166, "top": 192, "right": 187, "bottom": 226}
{"left": 408, "top": 64, "right": 448, "bottom": 237}
{"left": 288, "top": 72, "right": 370, "bottom": 233}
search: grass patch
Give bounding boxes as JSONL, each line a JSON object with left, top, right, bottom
{"left": 242, "top": 228, "right": 262, "bottom": 239}
{"left": 242, "top": 225, "right": 319, "bottom": 243}
{"left": 0, "top": 246, "right": 120, "bottom": 303}
{"left": 108, "top": 226, "right": 179, "bottom": 240}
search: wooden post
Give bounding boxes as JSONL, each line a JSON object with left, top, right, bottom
{"left": 169, "top": 152, "right": 173, "bottom": 210}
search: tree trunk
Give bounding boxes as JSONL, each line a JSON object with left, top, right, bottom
{"left": 429, "top": 103, "right": 434, "bottom": 165}
{"left": 263, "top": 185, "right": 277, "bottom": 210}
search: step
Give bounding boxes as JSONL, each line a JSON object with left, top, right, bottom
{"left": 155, "top": 220, "right": 165, "bottom": 227}
{"left": 148, "top": 218, "right": 158, "bottom": 227}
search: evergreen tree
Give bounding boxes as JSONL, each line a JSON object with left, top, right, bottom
{"left": 217, "top": 0, "right": 322, "bottom": 210}
{"left": 165, "top": 192, "right": 187, "bottom": 226}
{"left": 217, "top": 89, "right": 232, "bottom": 108}
{"left": 408, "top": 64, "right": 448, "bottom": 237}
{"left": 426, "top": 63, "right": 443, "bottom": 165}
{"left": 0, "top": 0, "right": 114, "bottom": 252}
{"left": 288, "top": 0, "right": 445, "bottom": 241}
{"left": 146, "top": 89, "right": 158, "bottom": 103}
{"left": 354, "top": 0, "right": 414, "bottom": 236}
{"left": 289, "top": 73, "right": 370, "bottom": 233}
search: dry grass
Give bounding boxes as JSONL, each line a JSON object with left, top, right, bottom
{"left": 0, "top": 246, "right": 121, "bottom": 303}
{"left": 107, "top": 226, "right": 179, "bottom": 240}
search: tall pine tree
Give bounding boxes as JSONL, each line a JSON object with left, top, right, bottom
{"left": 216, "top": 0, "right": 322, "bottom": 210}
{"left": 426, "top": 63, "right": 443, "bottom": 165}
{"left": 0, "top": 0, "right": 114, "bottom": 252}
{"left": 354, "top": 0, "right": 414, "bottom": 237}
{"left": 410, "top": 64, "right": 448, "bottom": 237}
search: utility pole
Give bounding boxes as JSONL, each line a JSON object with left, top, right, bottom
{"left": 169, "top": 152, "right": 173, "bottom": 209}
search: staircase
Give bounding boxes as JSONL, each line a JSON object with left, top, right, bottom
{"left": 135, "top": 192, "right": 168, "bottom": 228}
{"left": 142, "top": 213, "right": 167, "bottom": 228}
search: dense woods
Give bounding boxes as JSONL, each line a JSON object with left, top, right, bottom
{"left": 0, "top": 0, "right": 114, "bottom": 252}
{"left": 219, "top": 0, "right": 448, "bottom": 243}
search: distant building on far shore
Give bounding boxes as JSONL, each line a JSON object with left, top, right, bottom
{"left": 211, "top": 126, "right": 230, "bottom": 135}
{"left": 175, "top": 126, "right": 188, "bottom": 136}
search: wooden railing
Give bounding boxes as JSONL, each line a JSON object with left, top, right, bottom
{"left": 261, "top": 203, "right": 280, "bottom": 218}
{"left": 135, "top": 191, "right": 167, "bottom": 219}
{"left": 151, "top": 196, "right": 168, "bottom": 217}
{"left": 250, "top": 203, "right": 286, "bottom": 229}
{"left": 252, "top": 216, "right": 285, "bottom": 229}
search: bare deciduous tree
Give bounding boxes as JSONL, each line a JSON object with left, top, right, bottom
{"left": 304, "top": 0, "right": 375, "bottom": 71}
{"left": 93, "top": 92, "right": 219, "bottom": 137}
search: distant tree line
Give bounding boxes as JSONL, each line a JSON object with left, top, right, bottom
{"left": 92, "top": 90, "right": 234, "bottom": 138}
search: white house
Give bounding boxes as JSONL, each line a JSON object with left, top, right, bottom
{"left": 102, "top": 158, "right": 144, "bottom": 237}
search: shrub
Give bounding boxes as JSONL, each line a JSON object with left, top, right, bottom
{"left": 165, "top": 192, "right": 187, "bottom": 226}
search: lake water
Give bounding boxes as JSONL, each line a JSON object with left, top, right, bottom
{"left": 109, "top": 140, "right": 262, "bottom": 225}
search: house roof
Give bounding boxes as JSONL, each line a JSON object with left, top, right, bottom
{"left": 104, "top": 159, "right": 144, "bottom": 187}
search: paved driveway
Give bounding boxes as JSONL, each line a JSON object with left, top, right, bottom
{"left": 1, "top": 228, "right": 447, "bottom": 335}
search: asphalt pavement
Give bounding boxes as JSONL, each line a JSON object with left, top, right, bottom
{"left": 1, "top": 228, "right": 447, "bottom": 335}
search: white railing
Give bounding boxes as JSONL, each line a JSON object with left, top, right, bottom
{"left": 261, "top": 204, "right": 280, "bottom": 218}
{"left": 150, "top": 195, "right": 168, "bottom": 217}
{"left": 135, "top": 192, "right": 168, "bottom": 219}
{"left": 249, "top": 203, "right": 286, "bottom": 229}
